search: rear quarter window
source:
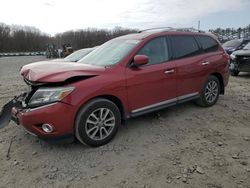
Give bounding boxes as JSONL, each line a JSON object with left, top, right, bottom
{"left": 196, "top": 35, "right": 219, "bottom": 53}
{"left": 170, "top": 35, "right": 201, "bottom": 59}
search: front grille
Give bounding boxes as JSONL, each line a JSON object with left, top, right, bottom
{"left": 236, "top": 56, "right": 250, "bottom": 71}
{"left": 23, "top": 78, "right": 40, "bottom": 105}
{"left": 237, "top": 56, "right": 250, "bottom": 63}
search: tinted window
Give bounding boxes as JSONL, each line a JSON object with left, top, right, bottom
{"left": 137, "top": 37, "right": 169, "bottom": 65}
{"left": 170, "top": 36, "right": 200, "bottom": 59}
{"left": 197, "top": 36, "right": 219, "bottom": 53}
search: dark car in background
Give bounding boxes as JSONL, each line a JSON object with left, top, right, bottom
{"left": 223, "top": 38, "right": 250, "bottom": 55}
{"left": 230, "top": 42, "right": 250, "bottom": 76}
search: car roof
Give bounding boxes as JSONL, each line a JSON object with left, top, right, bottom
{"left": 115, "top": 29, "right": 215, "bottom": 41}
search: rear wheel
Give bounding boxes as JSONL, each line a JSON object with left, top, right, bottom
{"left": 195, "top": 75, "right": 220, "bottom": 107}
{"left": 75, "top": 98, "right": 121, "bottom": 147}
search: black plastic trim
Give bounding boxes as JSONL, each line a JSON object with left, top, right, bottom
{"left": 38, "top": 134, "right": 75, "bottom": 144}
{"left": 130, "top": 94, "right": 200, "bottom": 118}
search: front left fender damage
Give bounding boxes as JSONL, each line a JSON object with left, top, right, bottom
{"left": 0, "top": 74, "right": 95, "bottom": 129}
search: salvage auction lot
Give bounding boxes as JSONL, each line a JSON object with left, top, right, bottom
{"left": 0, "top": 56, "right": 250, "bottom": 188}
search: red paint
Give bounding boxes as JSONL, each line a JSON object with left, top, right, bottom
{"left": 20, "top": 61, "right": 105, "bottom": 82}
{"left": 14, "top": 31, "right": 229, "bottom": 139}
{"left": 133, "top": 55, "right": 149, "bottom": 66}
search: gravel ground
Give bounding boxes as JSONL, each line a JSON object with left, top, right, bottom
{"left": 0, "top": 56, "right": 250, "bottom": 188}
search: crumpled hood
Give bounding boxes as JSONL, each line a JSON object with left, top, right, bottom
{"left": 232, "top": 49, "right": 250, "bottom": 56}
{"left": 20, "top": 61, "right": 105, "bottom": 83}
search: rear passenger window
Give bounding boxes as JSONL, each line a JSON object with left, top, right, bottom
{"left": 170, "top": 36, "right": 200, "bottom": 59}
{"left": 197, "top": 36, "right": 219, "bottom": 53}
{"left": 137, "top": 37, "right": 169, "bottom": 65}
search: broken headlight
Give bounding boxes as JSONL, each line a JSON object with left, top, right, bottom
{"left": 28, "top": 87, "right": 74, "bottom": 107}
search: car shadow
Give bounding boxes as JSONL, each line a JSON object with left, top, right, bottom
{"left": 237, "top": 72, "right": 250, "bottom": 78}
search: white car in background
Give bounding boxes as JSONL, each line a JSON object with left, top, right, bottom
{"left": 53, "top": 47, "right": 98, "bottom": 62}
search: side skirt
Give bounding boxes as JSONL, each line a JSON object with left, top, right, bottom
{"left": 130, "top": 93, "right": 200, "bottom": 118}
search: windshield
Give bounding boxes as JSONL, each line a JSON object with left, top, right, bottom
{"left": 222, "top": 39, "right": 241, "bottom": 48}
{"left": 79, "top": 39, "right": 140, "bottom": 66}
{"left": 243, "top": 42, "right": 250, "bottom": 50}
{"left": 64, "top": 48, "right": 93, "bottom": 62}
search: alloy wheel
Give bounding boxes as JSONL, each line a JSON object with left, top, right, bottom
{"left": 85, "top": 108, "right": 115, "bottom": 141}
{"left": 205, "top": 80, "right": 219, "bottom": 103}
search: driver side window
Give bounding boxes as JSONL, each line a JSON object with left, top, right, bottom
{"left": 137, "top": 37, "right": 169, "bottom": 65}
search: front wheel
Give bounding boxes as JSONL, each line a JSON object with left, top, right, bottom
{"left": 195, "top": 75, "right": 220, "bottom": 107}
{"left": 75, "top": 98, "right": 121, "bottom": 147}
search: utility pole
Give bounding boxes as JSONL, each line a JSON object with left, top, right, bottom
{"left": 198, "top": 20, "right": 200, "bottom": 31}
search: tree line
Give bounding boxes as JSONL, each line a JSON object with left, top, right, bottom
{"left": 1, "top": 22, "right": 250, "bottom": 52}
{"left": 0, "top": 23, "right": 51, "bottom": 52}
{"left": 209, "top": 24, "right": 250, "bottom": 42}
{"left": 0, "top": 23, "right": 137, "bottom": 52}
{"left": 55, "top": 27, "right": 139, "bottom": 50}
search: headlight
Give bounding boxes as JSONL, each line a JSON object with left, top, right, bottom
{"left": 230, "top": 54, "right": 236, "bottom": 60}
{"left": 28, "top": 87, "right": 74, "bottom": 107}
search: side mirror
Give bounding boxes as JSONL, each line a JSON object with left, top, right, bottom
{"left": 132, "top": 55, "right": 149, "bottom": 67}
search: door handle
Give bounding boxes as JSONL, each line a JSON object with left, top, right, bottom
{"left": 202, "top": 61, "right": 210, "bottom": 65}
{"left": 164, "top": 69, "right": 175, "bottom": 74}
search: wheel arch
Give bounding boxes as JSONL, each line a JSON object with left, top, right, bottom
{"left": 94, "top": 95, "right": 126, "bottom": 120}
{"left": 75, "top": 94, "right": 127, "bottom": 124}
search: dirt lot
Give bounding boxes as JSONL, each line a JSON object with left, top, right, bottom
{"left": 0, "top": 56, "right": 250, "bottom": 188}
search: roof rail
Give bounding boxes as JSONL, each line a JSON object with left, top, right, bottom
{"left": 138, "top": 27, "right": 174, "bottom": 33}
{"left": 138, "top": 27, "right": 205, "bottom": 33}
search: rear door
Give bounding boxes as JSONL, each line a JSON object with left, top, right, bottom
{"left": 196, "top": 35, "right": 227, "bottom": 83}
{"left": 169, "top": 35, "right": 210, "bottom": 99}
{"left": 126, "top": 37, "right": 177, "bottom": 116}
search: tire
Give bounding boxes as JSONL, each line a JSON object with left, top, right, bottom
{"left": 230, "top": 70, "right": 239, "bottom": 76}
{"left": 75, "top": 98, "right": 121, "bottom": 147}
{"left": 195, "top": 75, "right": 221, "bottom": 107}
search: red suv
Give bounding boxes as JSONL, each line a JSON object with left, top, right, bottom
{"left": 11, "top": 28, "right": 230, "bottom": 146}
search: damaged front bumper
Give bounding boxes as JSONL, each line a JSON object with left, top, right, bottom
{"left": 0, "top": 93, "right": 26, "bottom": 129}
{"left": 0, "top": 92, "right": 75, "bottom": 144}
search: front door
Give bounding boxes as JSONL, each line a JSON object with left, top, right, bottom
{"left": 125, "top": 37, "right": 177, "bottom": 116}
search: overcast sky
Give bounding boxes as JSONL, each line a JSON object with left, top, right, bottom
{"left": 0, "top": 0, "right": 250, "bottom": 35}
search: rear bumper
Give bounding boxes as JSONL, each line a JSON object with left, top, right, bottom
{"left": 11, "top": 102, "right": 77, "bottom": 143}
